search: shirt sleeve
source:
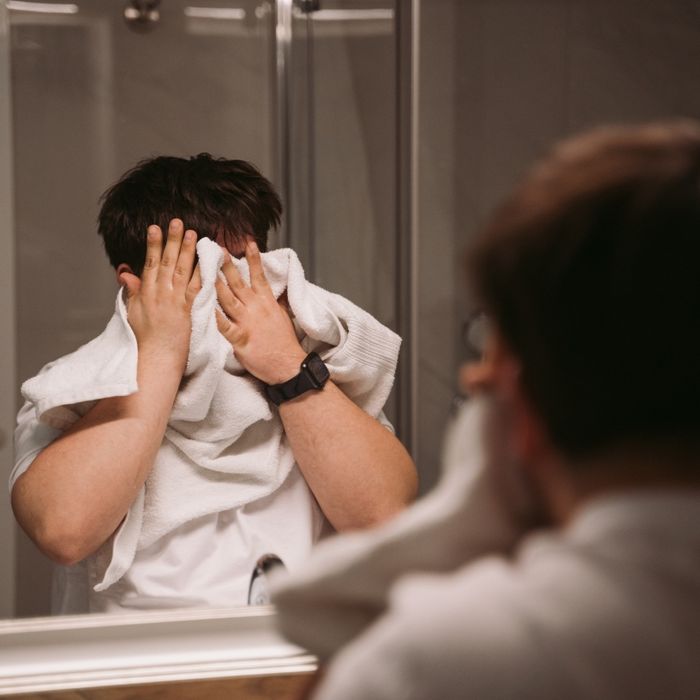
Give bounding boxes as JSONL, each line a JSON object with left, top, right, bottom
{"left": 312, "top": 560, "right": 545, "bottom": 700}
{"left": 9, "top": 401, "right": 62, "bottom": 493}
{"left": 377, "top": 410, "right": 395, "bottom": 434}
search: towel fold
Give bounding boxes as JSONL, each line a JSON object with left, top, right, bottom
{"left": 270, "top": 397, "right": 539, "bottom": 660}
{"left": 21, "top": 238, "right": 401, "bottom": 591}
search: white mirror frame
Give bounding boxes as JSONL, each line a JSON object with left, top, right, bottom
{"left": 0, "top": 607, "right": 316, "bottom": 696}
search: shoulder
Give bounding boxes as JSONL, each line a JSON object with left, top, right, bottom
{"left": 315, "top": 556, "right": 558, "bottom": 700}
{"left": 315, "top": 528, "right": 700, "bottom": 700}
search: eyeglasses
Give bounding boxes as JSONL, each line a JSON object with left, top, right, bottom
{"left": 461, "top": 310, "right": 490, "bottom": 360}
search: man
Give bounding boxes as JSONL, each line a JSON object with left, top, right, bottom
{"left": 11, "top": 154, "right": 417, "bottom": 613}
{"left": 277, "top": 122, "right": 700, "bottom": 699}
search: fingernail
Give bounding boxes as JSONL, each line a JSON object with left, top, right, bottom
{"left": 147, "top": 226, "right": 159, "bottom": 240}
{"left": 184, "top": 230, "right": 196, "bottom": 242}
{"left": 248, "top": 239, "right": 258, "bottom": 252}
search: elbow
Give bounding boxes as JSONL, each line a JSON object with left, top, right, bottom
{"left": 35, "top": 527, "right": 90, "bottom": 567}
{"left": 24, "top": 513, "right": 93, "bottom": 566}
{"left": 12, "top": 485, "right": 93, "bottom": 566}
{"left": 389, "top": 453, "right": 419, "bottom": 513}
{"left": 375, "top": 488, "right": 417, "bottom": 525}
{"left": 371, "top": 457, "right": 419, "bottom": 525}
{"left": 361, "top": 467, "right": 420, "bottom": 530}
{"left": 404, "top": 461, "right": 420, "bottom": 504}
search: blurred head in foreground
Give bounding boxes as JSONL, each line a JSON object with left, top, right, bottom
{"left": 467, "top": 121, "right": 700, "bottom": 518}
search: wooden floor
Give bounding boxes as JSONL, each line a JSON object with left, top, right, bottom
{"left": 5, "top": 672, "right": 316, "bottom": 700}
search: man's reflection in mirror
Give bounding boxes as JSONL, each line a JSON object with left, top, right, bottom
{"left": 10, "top": 155, "right": 418, "bottom": 614}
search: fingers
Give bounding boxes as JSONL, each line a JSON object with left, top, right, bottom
{"left": 173, "top": 228, "right": 197, "bottom": 291}
{"left": 142, "top": 219, "right": 198, "bottom": 296}
{"left": 216, "top": 277, "right": 242, "bottom": 320}
{"left": 157, "top": 219, "right": 185, "bottom": 285}
{"left": 245, "top": 240, "right": 270, "bottom": 293}
{"left": 220, "top": 251, "right": 249, "bottom": 299}
{"left": 215, "top": 309, "right": 239, "bottom": 341}
{"left": 141, "top": 225, "right": 163, "bottom": 286}
{"left": 185, "top": 264, "right": 202, "bottom": 305}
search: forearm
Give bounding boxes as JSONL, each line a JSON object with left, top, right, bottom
{"left": 11, "top": 348, "right": 183, "bottom": 565}
{"left": 279, "top": 382, "right": 418, "bottom": 531}
{"left": 214, "top": 240, "right": 417, "bottom": 530}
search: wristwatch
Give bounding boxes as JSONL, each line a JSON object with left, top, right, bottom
{"left": 264, "top": 351, "right": 330, "bottom": 406}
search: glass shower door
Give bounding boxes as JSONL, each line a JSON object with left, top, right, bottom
{"left": 289, "top": 0, "right": 402, "bottom": 424}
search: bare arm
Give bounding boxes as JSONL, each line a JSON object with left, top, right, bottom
{"left": 278, "top": 383, "right": 417, "bottom": 530}
{"left": 11, "top": 221, "right": 199, "bottom": 565}
{"left": 215, "top": 241, "right": 418, "bottom": 532}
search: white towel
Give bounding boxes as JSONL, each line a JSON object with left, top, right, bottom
{"left": 271, "top": 397, "right": 540, "bottom": 660}
{"left": 21, "top": 238, "right": 401, "bottom": 591}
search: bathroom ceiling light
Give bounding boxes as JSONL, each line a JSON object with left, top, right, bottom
{"left": 6, "top": 1, "right": 78, "bottom": 13}
{"left": 308, "top": 9, "right": 393, "bottom": 22}
{"left": 184, "top": 6, "right": 246, "bottom": 20}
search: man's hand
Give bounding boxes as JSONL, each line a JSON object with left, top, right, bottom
{"left": 216, "top": 240, "right": 306, "bottom": 385}
{"left": 118, "top": 218, "right": 201, "bottom": 372}
{"left": 216, "top": 242, "right": 418, "bottom": 531}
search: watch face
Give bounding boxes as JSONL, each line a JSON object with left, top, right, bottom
{"left": 305, "top": 353, "right": 330, "bottom": 386}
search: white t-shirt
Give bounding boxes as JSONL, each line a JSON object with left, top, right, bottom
{"left": 314, "top": 490, "right": 700, "bottom": 700}
{"left": 11, "top": 400, "right": 392, "bottom": 614}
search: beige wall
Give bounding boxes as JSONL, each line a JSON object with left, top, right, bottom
{"left": 415, "top": 0, "right": 700, "bottom": 491}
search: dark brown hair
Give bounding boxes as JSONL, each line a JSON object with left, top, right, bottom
{"left": 98, "top": 154, "right": 282, "bottom": 275}
{"left": 467, "top": 121, "right": 700, "bottom": 458}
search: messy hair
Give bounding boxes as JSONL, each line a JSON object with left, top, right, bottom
{"left": 467, "top": 121, "right": 700, "bottom": 458}
{"left": 98, "top": 154, "right": 282, "bottom": 275}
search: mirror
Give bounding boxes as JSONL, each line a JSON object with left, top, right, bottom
{"left": 1, "top": 0, "right": 401, "bottom": 621}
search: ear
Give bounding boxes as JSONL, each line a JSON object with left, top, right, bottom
{"left": 115, "top": 263, "right": 141, "bottom": 299}
{"left": 115, "top": 263, "right": 134, "bottom": 284}
{"left": 510, "top": 380, "right": 550, "bottom": 464}
{"left": 490, "top": 335, "right": 551, "bottom": 465}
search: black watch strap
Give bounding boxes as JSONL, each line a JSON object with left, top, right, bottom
{"left": 264, "top": 352, "right": 330, "bottom": 406}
